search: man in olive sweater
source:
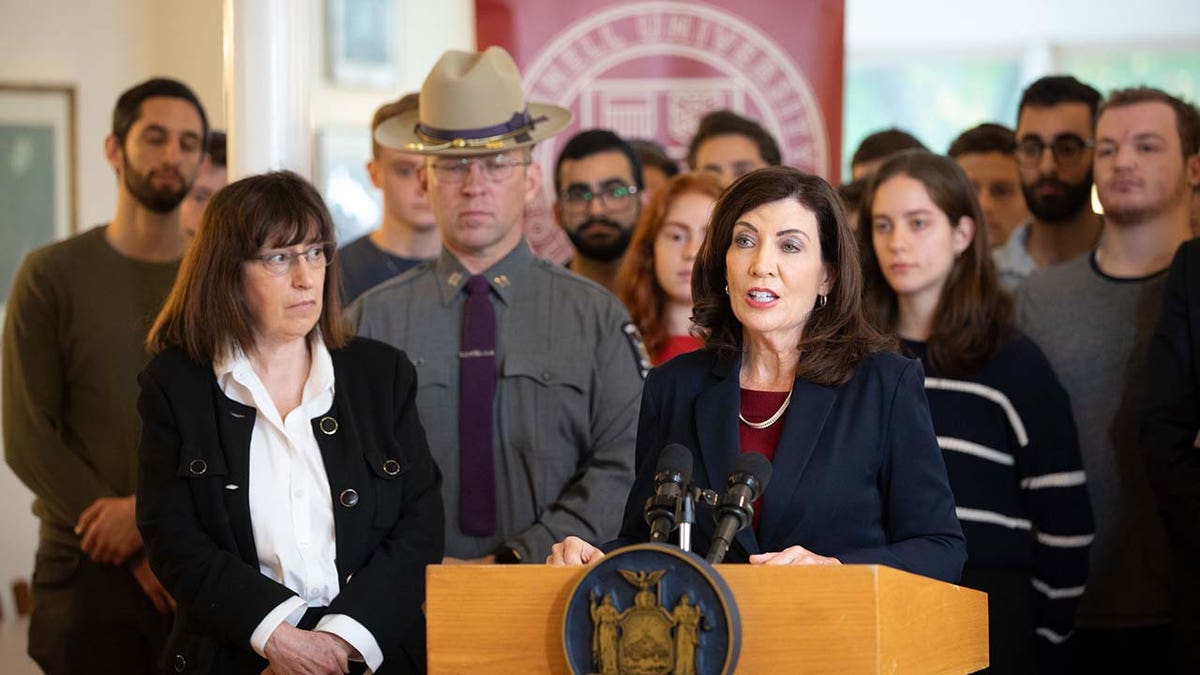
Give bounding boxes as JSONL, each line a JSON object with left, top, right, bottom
{"left": 3, "top": 78, "right": 207, "bottom": 675}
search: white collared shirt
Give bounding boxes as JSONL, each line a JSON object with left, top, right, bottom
{"left": 215, "top": 336, "right": 382, "bottom": 672}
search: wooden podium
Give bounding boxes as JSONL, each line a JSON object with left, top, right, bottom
{"left": 427, "top": 563, "right": 988, "bottom": 673}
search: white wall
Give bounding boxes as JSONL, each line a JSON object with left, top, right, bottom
{"left": 841, "top": 0, "right": 1200, "bottom": 170}
{"left": 308, "top": 0, "right": 475, "bottom": 130}
{"left": 846, "top": 0, "right": 1200, "bottom": 52}
{"left": 846, "top": 0, "right": 1200, "bottom": 90}
{"left": 0, "top": 0, "right": 223, "bottom": 232}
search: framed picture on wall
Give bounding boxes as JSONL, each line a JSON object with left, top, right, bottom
{"left": 326, "top": 0, "right": 403, "bottom": 89}
{"left": 314, "top": 126, "right": 381, "bottom": 244}
{"left": 0, "top": 83, "right": 76, "bottom": 306}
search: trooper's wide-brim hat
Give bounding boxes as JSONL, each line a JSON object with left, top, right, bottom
{"left": 375, "top": 46, "right": 572, "bottom": 156}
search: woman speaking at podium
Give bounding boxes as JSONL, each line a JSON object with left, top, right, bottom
{"left": 550, "top": 167, "right": 965, "bottom": 584}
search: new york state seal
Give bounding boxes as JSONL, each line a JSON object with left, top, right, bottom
{"left": 563, "top": 544, "right": 740, "bottom": 675}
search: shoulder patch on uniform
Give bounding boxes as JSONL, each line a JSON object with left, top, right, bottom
{"left": 622, "top": 321, "right": 652, "bottom": 380}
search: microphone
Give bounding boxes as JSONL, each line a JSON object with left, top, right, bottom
{"left": 644, "top": 444, "right": 694, "bottom": 543}
{"left": 706, "top": 452, "right": 773, "bottom": 563}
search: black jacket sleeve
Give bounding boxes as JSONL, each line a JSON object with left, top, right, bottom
{"left": 1142, "top": 240, "right": 1200, "bottom": 563}
{"left": 136, "top": 365, "right": 295, "bottom": 646}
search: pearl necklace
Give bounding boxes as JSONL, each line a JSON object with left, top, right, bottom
{"left": 739, "top": 389, "right": 793, "bottom": 429}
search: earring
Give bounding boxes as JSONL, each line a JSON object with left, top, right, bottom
{"left": 817, "top": 294, "right": 827, "bottom": 308}
{"left": 724, "top": 285, "right": 729, "bottom": 295}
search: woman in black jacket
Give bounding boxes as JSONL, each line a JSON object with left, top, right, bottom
{"left": 137, "top": 171, "right": 443, "bottom": 674}
{"left": 550, "top": 167, "right": 966, "bottom": 583}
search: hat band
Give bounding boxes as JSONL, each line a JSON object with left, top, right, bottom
{"left": 409, "top": 110, "right": 548, "bottom": 151}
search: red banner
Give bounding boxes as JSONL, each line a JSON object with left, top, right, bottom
{"left": 476, "top": 0, "right": 844, "bottom": 262}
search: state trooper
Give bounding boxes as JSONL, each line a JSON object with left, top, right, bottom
{"left": 346, "top": 46, "right": 647, "bottom": 565}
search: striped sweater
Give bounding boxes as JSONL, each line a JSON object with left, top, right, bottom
{"left": 902, "top": 336, "right": 1094, "bottom": 647}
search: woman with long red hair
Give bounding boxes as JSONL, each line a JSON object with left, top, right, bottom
{"left": 617, "top": 172, "right": 724, "bottom": 364}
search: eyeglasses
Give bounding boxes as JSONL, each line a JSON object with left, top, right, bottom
{"left": 430, "top": 154, "right": 531, "bottom": 183}
{"left": 1015, "top": 134, "right": 1096, "bottom": 168}
{"left": 560, "top": 183, "right": 639, "bottom": 215}
{"left": 251, "top": 242, "right": 334, "bottom": 276}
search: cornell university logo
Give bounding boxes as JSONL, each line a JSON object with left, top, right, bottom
{"left": 517, "top": 2, "right": 831, "bottom": 262}
{"left": 524, "top": 1, "right": 830, "bottom": 178}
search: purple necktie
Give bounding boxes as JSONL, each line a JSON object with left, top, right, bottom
{"left": 459, "top": 275, "right": 497, "bottom": 536}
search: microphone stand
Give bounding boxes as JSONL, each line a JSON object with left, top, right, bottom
{"left": 680, "top": 488, "right": 719, "bottom": 553}
{"left": 678, "top": 490, "right": 695, "bottom": 552}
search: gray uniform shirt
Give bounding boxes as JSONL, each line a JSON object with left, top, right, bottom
{"left": 1017, "top": 251, "right": 1171, "bottom": 628}
{"left": 346, "top": 240, "right": 645, "bottom": 561}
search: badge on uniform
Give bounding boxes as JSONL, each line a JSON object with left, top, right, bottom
{"left": 622, "top": 321, "right": 652, "bottom": 380}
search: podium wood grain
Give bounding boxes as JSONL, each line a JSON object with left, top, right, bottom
{"left": 426, "top": 564, "right": 988, "bottom": 674}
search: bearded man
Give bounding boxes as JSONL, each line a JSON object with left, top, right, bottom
{"left": 3, "top": 77, "right": 207, "bottom": 674}
{"left": 553, "top": 129, "right": 644, "bottom": 291}
{"left": 994, "top": 75, "right": 1104, "bottom": 290}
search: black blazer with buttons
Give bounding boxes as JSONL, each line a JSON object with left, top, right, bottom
{"left": 136, "top": 337, "right": 444, "bottom": 674}
{"left": 618, "top": 348, "right": 967, "bottom": 583}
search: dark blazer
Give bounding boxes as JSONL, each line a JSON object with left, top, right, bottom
{"left": 1142, "top": 238, "right": 1200, "bottom": 566}
{"left": 618, "top": 348, "right": 966, "bottom": 583}
{"left": 136, "top": 337, "right": 444, "bottom": 674}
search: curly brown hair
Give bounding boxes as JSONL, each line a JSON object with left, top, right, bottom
{"left": 692, "top": 166, "right": 894, "bottom": 386}
{"left": 616, "top": 172, "right": 724, "bottom": 359}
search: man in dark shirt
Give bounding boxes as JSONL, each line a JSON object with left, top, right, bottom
{"left": 338, "top": 93, "right": 440, "bottom": 303}
{"left": 553, "top": 129, "right": 643, "bottom": 292}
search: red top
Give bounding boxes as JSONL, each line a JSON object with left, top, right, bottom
{"left": 653, "top": 334, "right": 703, "bottom": 365}
{"left": 738, "top": 388, "right": 789, "bottom": 532}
